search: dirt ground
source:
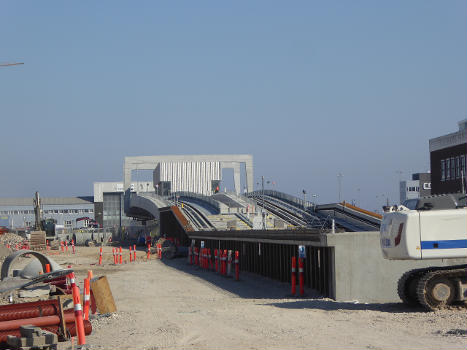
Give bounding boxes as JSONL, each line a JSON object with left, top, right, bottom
{"left": 14, "top": 245, "right": 467, "bottom": 350}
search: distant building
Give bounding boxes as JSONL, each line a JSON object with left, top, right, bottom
{"left": 153, "top": 161, "right": 221, "bottom": 196}
{"left": 429, "top": 119, "right": 467, "bottom": 194}
{"left": 93, "top": 182, "right": 150, "bottom": 228}
{"left": 400, "top": 173, "right": 431, "bottom": 203}
{"left": 0, "top": 197, "right": 94, "bottom": 229}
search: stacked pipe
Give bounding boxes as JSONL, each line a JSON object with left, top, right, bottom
{"left": 0, "top": 300, "right": 92, "bottom": 345}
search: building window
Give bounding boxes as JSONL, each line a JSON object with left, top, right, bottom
{"left": 64, "top": 220, "right": 72, "bottom": 227}
{"left": 462, "top": 155, "right": 466, "bottom": 176}
{"left": 440, "top": 159, "right": 444, "bottom": 181}
{"left": 445, "top": 158, "right": 451, "bottom": 180}
{"left": 452, "top": 157, "right": 456, "bottom": 179}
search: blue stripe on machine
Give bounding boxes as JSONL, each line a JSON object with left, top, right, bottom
{"left": 421, "top": 239, "right": 467, "bottom": 249}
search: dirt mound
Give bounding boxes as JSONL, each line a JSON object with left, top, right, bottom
{"left": 0, "top": 232, "right": 25, "bottom": 248}
{"left": 0, "top": 245, "right": 11, "bottom": 261}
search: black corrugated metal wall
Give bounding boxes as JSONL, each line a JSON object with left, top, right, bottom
{"left": 193, "top": 239, "right": 334, "bottom": 299}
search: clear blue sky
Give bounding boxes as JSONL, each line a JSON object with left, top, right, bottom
{"left": 1, "top": 1, "right": 465, "bottom": 211}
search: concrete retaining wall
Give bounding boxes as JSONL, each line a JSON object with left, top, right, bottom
{"left": 325, "top": 231, "right": 467, "bottom": 302}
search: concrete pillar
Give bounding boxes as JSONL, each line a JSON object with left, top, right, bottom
{"left": 245, "top": 158, "right": 254, "bottom": 193}
{"left": 233, "top": 163, "right": 241, "bottom": 195}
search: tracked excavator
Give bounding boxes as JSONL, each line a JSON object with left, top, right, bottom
{"left": 33, "top": 191, "right": 56, "bottom": 237}
{"left": 380, "top": 193, "right": 467, "bottom": 310}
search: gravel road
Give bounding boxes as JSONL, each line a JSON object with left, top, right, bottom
{"left": 41, "top": 246, "right": 467, "bottom": 350}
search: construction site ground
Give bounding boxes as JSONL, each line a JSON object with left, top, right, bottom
{"left": 28, "top": 246, "right": 467, "bottom": 349}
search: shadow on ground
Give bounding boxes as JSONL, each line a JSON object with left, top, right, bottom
{"left": 160, "top": 257, "right": 425, "bottom": 314}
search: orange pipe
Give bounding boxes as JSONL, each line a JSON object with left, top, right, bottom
{"left": 0, "top": 313, "right": 74, "bottom": 331}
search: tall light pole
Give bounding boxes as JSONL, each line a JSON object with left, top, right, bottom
{"left": 302, "top": 190, "right": 307, "bottom": 210}
{"left": 337, "top": 173, "right": 344, "bottom": 203}
{"left": 261, "top": 176, "right": 266, "bottom": 229}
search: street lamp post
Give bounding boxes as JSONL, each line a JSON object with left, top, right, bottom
{"left": 302, "top": 190, "right": 307, "bottom": 211}
{"left": 311, "top": 194, "right": 318, "bottom": 210}
{"left": 261, "top": 176, "right": 266, "bottom": 229}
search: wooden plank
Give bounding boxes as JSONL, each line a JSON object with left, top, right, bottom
{"left": 90, "top": 276, "right": 117, "bottom": 314}
{"left": 57, "top": 295, "right": 72, "bottom": 340}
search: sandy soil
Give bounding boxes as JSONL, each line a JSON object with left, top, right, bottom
{"left": 30, "top": 246, "right": 466, "bottom": 350}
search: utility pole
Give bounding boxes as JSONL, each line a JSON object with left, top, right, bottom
{"left": 261, "top": 176, "right": 265, "bottom": 229}
{"left": 302, "top": 190, "right": 307, "bottom": 211}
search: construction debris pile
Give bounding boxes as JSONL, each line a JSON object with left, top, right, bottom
{"left": 0, "top": 233, "right": 26, "bottom": 252}
{"left": 0, "top": 247, "right": 117, "bottom": 349}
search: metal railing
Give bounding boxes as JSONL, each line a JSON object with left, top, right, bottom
{"left": 163, "top": 191, "right": 225, "bottom": 214}
{"left": 247, "top": 190, "right": 316, "bottom": 211}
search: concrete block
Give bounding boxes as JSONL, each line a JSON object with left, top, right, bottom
{"left": 26, "top": 335, "right": 46, "bottom": 347}
{"left": 19, "top": 284, "right": 51, "bottom": 298}
{"left": 20, "top": 325, "right": 41, "bottom": 337}
{"left": 44, "top": 332, "right": 58, "bottom": 344}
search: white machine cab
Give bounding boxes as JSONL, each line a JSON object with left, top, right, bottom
{"left": 380, "top": 194, "right": 467, "bottom": 260}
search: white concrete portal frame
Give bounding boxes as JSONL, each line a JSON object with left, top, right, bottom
{"left": 124, "top": 154, "right": 254, "bottom": 195}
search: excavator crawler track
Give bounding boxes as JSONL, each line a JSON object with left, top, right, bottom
{"left": 416, "top": 267, "right": 466, "bottom": 311}
{"left": 397, "top": 268, "right": 427, "bottom": 306}
{"left": 398, "top": 265, "right": 467, "bottom": 311}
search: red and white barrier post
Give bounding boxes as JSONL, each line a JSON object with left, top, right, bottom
{"left": 291, "top": 256, "right": 297, "bottom": 296}
{"left": 194, "top": 247, "right": 199, "bottom": 266}
{"left": 60, "top": 241, "right": 64, "bottom": 253}
{"left": 234, "top": 251, "right": 240, "bottom": 281}
{"left": 72, "top": 239, "right": 75, "bottom": 254}
{"left": 133, "top": 244, "right": 136, "bottom": 261}
{"left": 65, "top": 241, "right": 68, "bottom": 253}
{"left": 221, "top": 250, "right": 227, "bottom": 275}
{"left": 112, "top": 248, "right": 116, "bottom": 265}
{"left": 98, "top": 247, "right": 103, "bottom": 265}
{"left": 298, "top": 257, "right": 304, "bottom": 296}
{"left": 83, "top": 278, "right": 90, "bottom": 321}
{"left": 146, "top": 243, "right": 150, "bottom": 260}
{"left": 45, "top": 263, "right": 51, "bottom": 273}
{"left": 227, "top": 250, "right": 232, "bottom": 277}
{"left": 120, "top": 246, "right": 123, "bottom": 264}
{"left": 69, "top": 272, "right": 86, "bottom": 345}
{"left": 208, "top": 249, "right": 213, "bottom": 270}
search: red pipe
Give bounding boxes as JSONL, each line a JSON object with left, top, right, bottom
{"left": 0, "top": 313, "right": 75, "bottom": 331}
{"left": 0, "top": 300, "right": 57, "bottom": 311}
{"left": 0, "top": 306, "right": 73, "bottom": 322}
{"left": 0, "top": 320, "right": 92, "bottom": 343}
